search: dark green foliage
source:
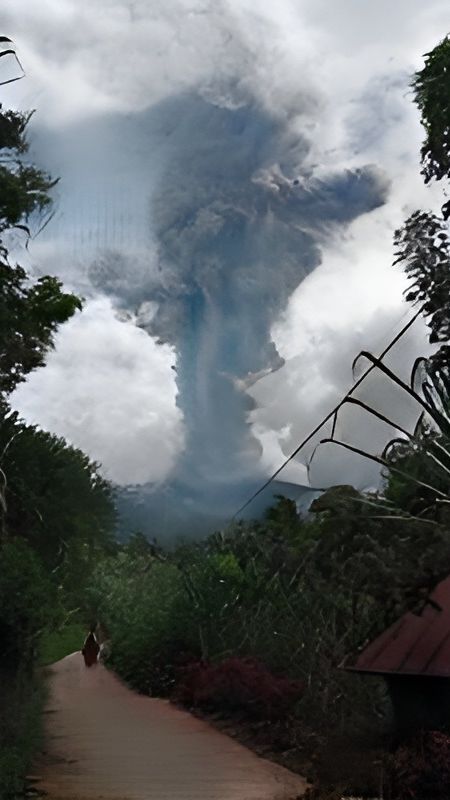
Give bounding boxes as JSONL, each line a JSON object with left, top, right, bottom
{"left": 0, "top": 109, "right": 30, "bottom": 153}
{"left": 384, "top": 430, "right": 450, "bottom": 517}
{"left": 0, "top": 410, "right": 115, "bottom": 567}
{"left": 0, "top": 543, "right": 55, "bottom": 794}
{"left": 39, "top": 622, "right": 87, "bottom": 666}
{"left": 312, "top": 480, "right": 450, "bottom": 617}
{"left": 380, "top": 40, "right": 450, "bottom": 536}
{"left": 0, "top": 99, "right": 81, "bottom": 397}
{"left": 386, "top": 731, "right": 450, "bottom": 800}
{"left": 88, "top": 552, "right": 185, "bottom": 694}
{"left": 0, "top": 107, "right": 55, "bottom": 232}
{"left": 0, "top": 163, "right": 55, "bottom": 230}
{"left": 412, "top": 36, "right": 450, "bottom": 188}
{"left": 393, "top": 212, "right": 450, "bottom": 393}
{"left": 0, "top": 261, "right": 81, "bottom": 394}
{"left": 0, "top": 538, "right": 57, "bottom": 671}
{"left": 0, "top": 411, "right": 115, "bottom": 789}
{"left": 307, "top": 724, "right": 386, "bottom": 800}
{"left": 0, "top": 671, "right": 45, "bottom": 800}
{"left": 90, "top": 496, "right": 403, "bottom": 729}
{"left": 394, "top": 211, "right": 450, "bottom": 345}
{"left": 398, "top": 37, "right": 450, "bottom": 393}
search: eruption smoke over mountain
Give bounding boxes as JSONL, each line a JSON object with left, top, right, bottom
{"left": 6, "top": 0, "right": 449, "bottom": 535}
{"left": 12, "top": 90, "right": 388, "bottom": 534}
{"left": 139, "top": 94, "right": 387, "bottom": 488}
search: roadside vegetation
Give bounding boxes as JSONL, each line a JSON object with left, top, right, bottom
{"left": 39, "top": 623, "right": 88, "bottom": 667}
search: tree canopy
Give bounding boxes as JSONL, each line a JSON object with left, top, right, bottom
{"left": 0, "top": 108, "right": 55, "bottom": 230}
{"left": 0, "top": 109, "right": 81, "bottom": 395}
{"left": 412, "top": 36, "right": 450, "bottom": 190}
{"left": 0, "top": 71, "right": 116, "bottom": 642}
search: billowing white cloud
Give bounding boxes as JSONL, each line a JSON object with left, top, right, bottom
{"left": 247, "top": 144, "right": 442, "bottom": 484}
{"left": 250, "top": 298, "right": 435, "bottom": 490}
{"left": 2, "top": 0, "right": 447, "bottom": 131}
{"left": 11, "top": 298, "right": 184, "bottom": 485}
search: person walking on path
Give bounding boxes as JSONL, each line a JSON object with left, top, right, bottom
{"left": 81, "top": 628, "right": 100, "bottom": 667}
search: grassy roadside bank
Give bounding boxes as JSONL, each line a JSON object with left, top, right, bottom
{"left": 0, "top": 671, "right": 47, "bottom": 800}
{"left": 0, "top": 623, "right": 87, "bottom": 799}
{"left": 39, "top": 622, "right": 86, "bottom": 667}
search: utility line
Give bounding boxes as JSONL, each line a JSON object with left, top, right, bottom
{"left": 232, "top": 309, "right": 422, "bottom": 519}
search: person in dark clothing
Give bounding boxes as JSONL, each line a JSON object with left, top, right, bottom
{"left": 81, "top": 629, "right": 100, "bottom": 667}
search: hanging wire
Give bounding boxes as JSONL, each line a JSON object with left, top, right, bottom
{"left": 232, "top": 309, "right": 422, "bottom": 519}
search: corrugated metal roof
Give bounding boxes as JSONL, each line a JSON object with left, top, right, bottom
{"left": 344, "top": 575, "right": 450, "bottom": 677}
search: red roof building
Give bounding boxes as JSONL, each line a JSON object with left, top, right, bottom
{"left": 346, "top": 575, "right": 450, "bottom": 677}
{"left": 344, "top": 575, "right": 450, "bottom": 732}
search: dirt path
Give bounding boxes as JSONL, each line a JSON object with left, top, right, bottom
{"left": 35, "top": 653, "right": 307, "bottom": 800}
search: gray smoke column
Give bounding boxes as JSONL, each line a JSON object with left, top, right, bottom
{"left": 30, "top": 88, "right": 389, "bottom": 534}
{"left": 137, "top": 92, "right": 388, "bottom": 490}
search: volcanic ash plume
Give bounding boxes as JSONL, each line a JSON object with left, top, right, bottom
{"left": 138, "top": 93, "right": 388, "bottom": 489}
{"left": 30, "top": 89, "right": 389, "bottom": 535}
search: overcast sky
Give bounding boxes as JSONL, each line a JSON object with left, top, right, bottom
{"left": 4, "top": 0, "right": 450, "bottom": 492}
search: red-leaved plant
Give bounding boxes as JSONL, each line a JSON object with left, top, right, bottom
{"left": 174, "top": 657, "right": 304, "bottom": 720}
{"left": 387, "top": 730, "right": 450, "bottom": 799}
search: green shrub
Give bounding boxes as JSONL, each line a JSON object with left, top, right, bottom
{"left": 90, "top": 555, "right": 189, "bottom": 693}
{"left": 39, "top": 621, "right": 87, "bottom": 666}
{"left": 0, "top": 538, "right": 59, "bottom": 670}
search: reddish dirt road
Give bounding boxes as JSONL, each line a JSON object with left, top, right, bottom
{"left": 35, "top": 653, "right": 307, "bottom": 800}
